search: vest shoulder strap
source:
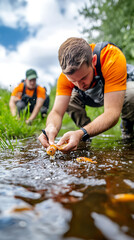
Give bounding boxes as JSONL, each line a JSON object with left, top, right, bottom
{"left": 32, "top": 85, "right": 38, "bottom": 99}
{"left": 22, "top": 82, "right": 38, "bottom": 98}
{"left": 93, "top": 41, "right": 122, "bottom": 82}
{"left": 93, "top": 41, "right": 110, "bottom": 82}
{"left": 22, "top": 82, "right": 26, "bottom": 96}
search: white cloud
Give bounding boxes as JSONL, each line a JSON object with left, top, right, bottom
{"left": 0, "top": 0, "right": 26, "bottom": 28}
{"left": 0, "top": 0, "right": 89, "bottom": 93}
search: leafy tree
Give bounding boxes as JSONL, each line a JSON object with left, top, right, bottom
{"left": 79, "top": 0, "right": 134, "bottom": 62}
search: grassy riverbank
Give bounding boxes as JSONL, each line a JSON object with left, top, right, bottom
{"left": 0, "top": 86, "right": 121, "bottom": 149}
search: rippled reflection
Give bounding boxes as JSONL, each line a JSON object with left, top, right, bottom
{"left": 0, "top": 135, "right": 134, "bottom": 240}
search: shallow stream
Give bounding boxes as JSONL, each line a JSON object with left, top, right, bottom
{"left": 0, "top": 135, "right": 134, "bottom": 240}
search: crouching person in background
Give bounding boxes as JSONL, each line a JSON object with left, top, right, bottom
{"left": 9, "top": 69, "right": 50, "bottom": 124}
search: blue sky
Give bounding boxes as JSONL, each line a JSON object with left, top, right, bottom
{"left": 0, "top": 26, "right": 30, "bottom": 50}
{"left": 0, "top": 0, "right": 89, "bottom": 93}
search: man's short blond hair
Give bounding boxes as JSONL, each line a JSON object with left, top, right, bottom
{"left": 58, "top": 37, "right": 93, "bottom": 75}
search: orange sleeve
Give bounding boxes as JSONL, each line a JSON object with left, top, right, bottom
{"left": 36, "top": 86, "right": 46, "bottom": 99}
{"left": 56, "top": 72, "right": 74, "bottom": 96}
{"left": 11, "top": 82, "right": 24, "bottom": 99}
{"left": 100, "top": 44, "right": 127, "bottom": 93}
{"left": 56, "top": 43, "right": 127, "bottom": 97}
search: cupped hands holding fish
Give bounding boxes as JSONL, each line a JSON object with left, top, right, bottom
{"left": 38, "top": 127, "right": 83, "bottom": 153}
{"left": 38, "top": 127, "right": 96, "bottom": 163}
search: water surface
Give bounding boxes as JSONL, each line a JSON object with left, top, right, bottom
{"left": 0, "top": 135, "right": 134, "bottom": 240}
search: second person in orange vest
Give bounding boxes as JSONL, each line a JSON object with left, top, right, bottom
{"left": 9, "top": 69, "right": 50, "bottom": 124}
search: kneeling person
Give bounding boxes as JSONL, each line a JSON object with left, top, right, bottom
{"left": 9, "top": 69, "right": 50, "bottom": 124}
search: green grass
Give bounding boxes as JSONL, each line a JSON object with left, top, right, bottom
{"left": 0, "top": 86, "right": 122, "bottom": 150}
{"left": 0, "top": 88, "right": 43, "bottom": 138}
{"left": 0, "top": 88, "right": 47, "bottom": 150}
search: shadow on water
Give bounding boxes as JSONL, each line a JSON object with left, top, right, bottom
{"left": 0, "top": 134, "right": 134, "bottom": 240}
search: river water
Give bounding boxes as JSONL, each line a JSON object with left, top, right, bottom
{"left": 0, "top": 135, "right": 134, "bottom": 240}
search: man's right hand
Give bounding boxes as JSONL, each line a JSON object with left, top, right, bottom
{"left": 38, "top": 132, "right": 50, "bottom": 148}
{"left": 38, "top": 126, "right": 57, "bottom": 148}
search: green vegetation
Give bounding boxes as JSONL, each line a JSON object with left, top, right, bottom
{"left": 0, "top": 87, "right": 49, "bottom": 150}
{"left": 0, "top": 88, "right": 43, "bottom": 138}
{"left": 79, "top": 0, "right": 134, "bottom": 63}
{"left": 0, "top": 85, "right": 121, "bottom": 150}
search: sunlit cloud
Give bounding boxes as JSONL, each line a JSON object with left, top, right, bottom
{"left": 0, "top": 0, "right": 89, "bottom": 93}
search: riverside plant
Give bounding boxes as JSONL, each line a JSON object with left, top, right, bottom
{"left": 0, "top": 131, "right": 15, "bottom": 151}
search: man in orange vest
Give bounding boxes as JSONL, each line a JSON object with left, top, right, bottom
{"left": 38, "top": 38, "right": 134, "bottom": 151}
{"left": 9, "top": 69, "right": 49, "bottom": 124}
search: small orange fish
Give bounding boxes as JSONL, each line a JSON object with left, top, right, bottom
{"left": 46, "top": 143, "right": 68, "bottom": 156}
{"left": 76, "top": 157, "right": 97, "bottom": 163}
{"left": 11, "top": 206, "right": 34, "bottom": 213}
{"left": 57, "top": 143, "right": 68, "bottom": 151}
{"left": 46, "top": 145, "right": 58, "bottom": 156}
{"left": 113, "top": 193, "right": 134, "bottom": 202}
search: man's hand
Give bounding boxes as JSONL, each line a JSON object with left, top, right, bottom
{"left": 38, "top": 132, "right": 50, "bottom": 148}
{"left": 25, "top": 119, "right": 32, "bottom": 125}
{"left": 38, "top": 125, "right": 58, "bottom": 148}
{"left": 57, "top": 129, "right": 83, "bottom": 152}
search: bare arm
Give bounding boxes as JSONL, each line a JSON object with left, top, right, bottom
{"left": 38, "top": 95, "right": 70, "bottom": 147}
{"left": 9, "top": 96, "right": 19, "bottom": 116}
{"left": 58, "top": 90, "right": 125, "bottom": 151}
{"left": 84, "top": 90, "right": 125, "bottom": 136}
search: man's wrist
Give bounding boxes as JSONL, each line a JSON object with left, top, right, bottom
{"left": 80, "top": 127, "right": 90, "bottom": 141}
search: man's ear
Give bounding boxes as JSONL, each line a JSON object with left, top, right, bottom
{"left": 92, "top": 54, "right": 97, "bottom": 67}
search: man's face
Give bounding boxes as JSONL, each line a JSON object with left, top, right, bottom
{"left": 66, "top": 62, "right": 94, "bottom": 91}
{"left": 26, "top": 78, "right": 36, "bottom": 89}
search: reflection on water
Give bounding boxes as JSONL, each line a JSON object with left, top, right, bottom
{"left": 0, "top": 135, "right": 134, "bottom": 240}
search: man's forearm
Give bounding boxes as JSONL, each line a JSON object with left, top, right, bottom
{"left": 84, "top": 91, "right": 125, "bottom": 137}
{"left": 28, "top": 98, "right": 44, "bottom": 121}
{"left": 28, "top": 105, "right": 40, "bottom": 121}
{"left": 84, "top": 109, "right": 120, "bottom": 137}
{"left": 9, "top": 103, "right": 17, "bottom": 116}
{"left": 46, "top": 110, "right": 62, "bottom": 134}
{"left": 9, "top": 96, "right": 20, "bottom": 117}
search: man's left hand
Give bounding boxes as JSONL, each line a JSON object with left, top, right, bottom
{"left": 57, "top": 130, "right": 83, "bottom": 152}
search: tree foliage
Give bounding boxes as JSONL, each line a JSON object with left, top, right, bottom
{"left": 79, "top": 0, "right": 134, "bottom": 62}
